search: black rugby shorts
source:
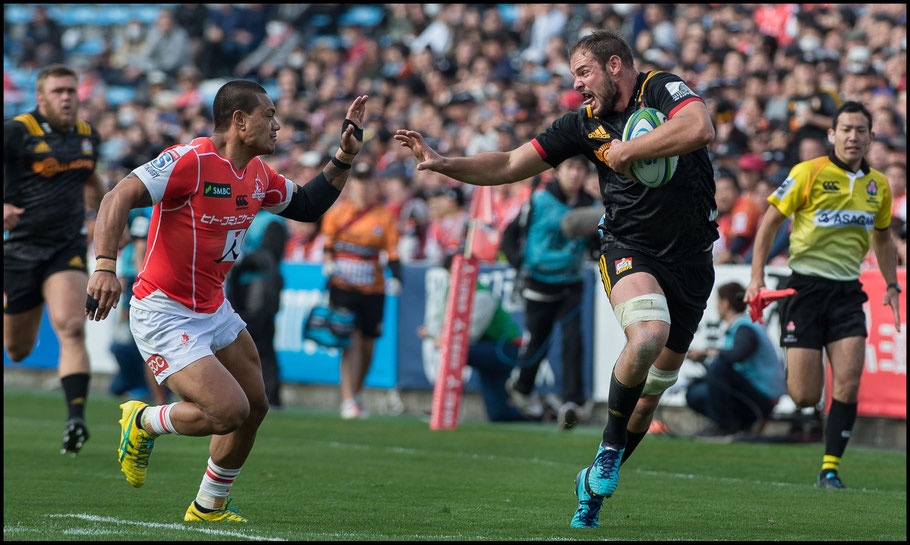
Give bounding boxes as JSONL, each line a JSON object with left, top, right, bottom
{"left": 777, "top": 272, "right": 868, "bottom": 349}
{"left": 598, "top": 246, "right": 714, "bottom": 354}
{"left": 3, "top": 241, "right": 88, "bottom": 314}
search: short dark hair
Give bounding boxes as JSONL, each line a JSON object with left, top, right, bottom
{"left": 832, "top": 100, "right": 873, "bottom": 131}
{"left": 717, "top": 282, "right": 747, "bottom": 314}
{"left": 36, "top": 64, "right": 77, "bottom": 93}
{"left": 569, "top": 29, "right": 635, "bottom": 70}
{"left": 212, "top": 80, "right": 268, "bottom": 132}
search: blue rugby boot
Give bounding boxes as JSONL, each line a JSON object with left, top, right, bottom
{"left": 585, "top": 442, "right": 624, "bottom": 498}
{"left": 817, "top": 470, "right": 847, "bottom": 489}
{"left": 570, "top": 467, "right": 603, "bottom": 528}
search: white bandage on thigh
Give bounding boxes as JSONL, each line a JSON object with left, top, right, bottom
{"left": 612, "top": 294, "right": 671, "bottom": 330}
{"left": 642, "top": 367, "right": 680, "bottom": 396}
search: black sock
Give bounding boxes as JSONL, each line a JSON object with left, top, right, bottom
{"left": 825, "top": 399, "right": 857, "bottom": 459}
{"left": 620, "top": 430, "right": 647, "bottom": 466}
{"left": 61, "top": 373, "right": 90, "bottom": 421}
{"left": 135, "top": 407, "right": 147, "bottom": 431}
{"left": 602, "top": 372, "right": 646, "bottom": 448}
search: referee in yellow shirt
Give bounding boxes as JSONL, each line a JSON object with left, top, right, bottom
{"left": 746, "top": 101, "right": 902, "bottom": 489}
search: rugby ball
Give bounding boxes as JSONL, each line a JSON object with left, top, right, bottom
{"left": 621, "top": 108, "right": 678, "bottom": 188}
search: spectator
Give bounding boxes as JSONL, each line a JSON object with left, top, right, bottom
{"left": 786, "top": 54, "right": 841, "bottom": 163}
{"left": 418, "top": 254, "right": 535, "bottom": 423}
{"left": 713, "top": 170, "right": 740, "bottom": 262}
{"left": 141, "top": 10, "right": 191, "bottom": 77}
{"left": 234, "top": 20, "right": 301, "bottom": 81}
{"left": 423, "top": 184, "right": 469, "bottom": 265}
{"left": 22, "top": 6, "right": 62, "bottom": 67}
{"left": 502, "top": 155, "right": 597, "bottom": 429}
{"left": 686, "top": 282, "right": 786, "bottom": 439}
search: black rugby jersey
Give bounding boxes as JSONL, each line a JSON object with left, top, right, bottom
{"left": 3, "top": 109, "right": 99, "bottom": 261}
{"left": 532, "top": 71, "right": 718, "bottom": 261}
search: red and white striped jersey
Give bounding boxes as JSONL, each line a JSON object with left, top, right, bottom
{"left": 130, "top": 137, "right": 293, "bottom": 314}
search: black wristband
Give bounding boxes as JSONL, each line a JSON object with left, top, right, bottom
{"left": 887, "top": 283, "right": 902, "bottom": 293}
{"left": 342, "top": 119, "right": 363, "bottom": 141}
{"left": 93, "top": 269, "right": 117, "bottom": 275}
{"left": 331, "top": 156, "right": 352, "bottom": 170}
{"left": 95, "top": 255, "right": 117, "bottom": 262}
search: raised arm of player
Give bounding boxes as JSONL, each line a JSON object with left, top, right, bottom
{"left": 278, "top": 96, "right": 368, "bottom": 222}
{"left": 744, "top": 205, "right": 788, "bottom": 304}
{"left": 393, "top": 130, "right": 551, "bottom": 186}
{"left": 85, "top": 173, "right": 153, "bottom": 321}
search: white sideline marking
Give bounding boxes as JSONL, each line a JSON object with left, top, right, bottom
{"left": 47, "top": 514, "right": 286, "bottom": 541}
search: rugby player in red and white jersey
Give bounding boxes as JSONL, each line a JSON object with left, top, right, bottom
{"left": 86, "top": 80, "right": 368, "bottom": 523}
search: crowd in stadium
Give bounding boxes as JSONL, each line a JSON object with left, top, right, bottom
{"left": 4, "top": 3, "right": 907, "bottom": 267}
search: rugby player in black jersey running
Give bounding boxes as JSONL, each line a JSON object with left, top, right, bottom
{"left": 395, "top": 30, "right": 718, "bottom": 528}
{"left": 4, "top": 64, "right": 107, "bottom": 456}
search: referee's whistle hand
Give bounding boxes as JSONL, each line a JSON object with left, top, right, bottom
{"left": 85, "top": 272, "right": 121, "bottom": 321}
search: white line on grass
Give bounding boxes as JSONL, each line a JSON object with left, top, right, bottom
{"left": 47, "top": 514, "right": 286, "bottom": 541}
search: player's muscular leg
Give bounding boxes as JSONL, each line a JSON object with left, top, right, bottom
{"left": 162, "top": 355, "right": 252, "bottom": 437}
{"left": 3, "top": 305, "right": 45, "bottom": 362}
{"left": 628, "top": 348, "right": 686, "bottom": 433}
{"left": 610, "top": 272, "right": 670, "bottom": 386}
{"left": 43, "top": 270, "right": 90, "bottom": 376}
{"left": 784, "top": 347, "right": 825, "bottom": 407}
{"left": 825, "top": 336, "right": 866, "bottom": 403}
{"left": 208, "top": 329, "right": 269, "bottom": 468}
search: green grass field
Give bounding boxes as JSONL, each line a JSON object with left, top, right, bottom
{"left": 3, "top": 387, "right": 906, "bottom": 541}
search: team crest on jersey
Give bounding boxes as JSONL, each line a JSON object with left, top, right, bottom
{"left": 34, "top": 141, "right": 51, "bottom": 153}
{"left": 81, "top": 138, "right": 93, "bottom": 155}
{"left": 146, "top": 354, "right": 170, "bottom": 376}
{"left": 252, "top": 175, "right": 266, "bottom": 200}
{"left": 615, "top": 257, "right": 633, "bottom": 274}
{"left": 593, "top": 142, "right": 612, "bottom": 167}
{"left": 179, "top": 332, "right": 190, "bottom": 347}
{"left": 866, "top": 180, "right": 877, "bottom": 196}
{"left": 204, "top": 182, "right": 232, "bottom": 198}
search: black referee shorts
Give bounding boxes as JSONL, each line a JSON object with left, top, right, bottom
{"left": 3, "top": 241, "right": 88, "bottom": 314}
{"left": 598, "top": 246, "right": 715, "bottom": 354}
{"left": 328, "top": 285, "right": 385, "bottom": 339}
{"left": 777, "top": 272, "right": 868, "bottom": 349}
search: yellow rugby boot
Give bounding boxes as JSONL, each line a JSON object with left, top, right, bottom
{"left": 117, "top": 401, "right": 155, "bottom": 487}
{"left": 184, "top": 498, "right": 248, "bottom": 523}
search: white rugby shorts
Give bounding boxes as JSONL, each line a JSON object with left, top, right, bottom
{"left": 129, "top": 296, "right": 246, "bottom": 385}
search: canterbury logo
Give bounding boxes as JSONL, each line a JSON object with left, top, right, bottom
{"left": 587, "top": 126, "right": 610, "bottom": 140}
{"left": 34, "top": 141, "right": 51, "bottom": 153}
{"left": 68, "top": 256, "right": 85, "bottom": 268}
{"left": 608, "top": 408, "right": 625, "bottom": 417}
{"left": 822, "top": 181, "right": 840, "bottom": 192}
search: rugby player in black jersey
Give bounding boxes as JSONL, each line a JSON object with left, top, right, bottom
{"left": 396, "top": 30, "right": 718, "bottom": 528}
{"left": 4, "top": 64, "right": 107, "bottom": 456}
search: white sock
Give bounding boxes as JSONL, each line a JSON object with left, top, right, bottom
{"left": 140, "top": 403, "right": 181, "bottom": 436}
{"left": 195, "top": 458, "right": 242, "bottom": 510}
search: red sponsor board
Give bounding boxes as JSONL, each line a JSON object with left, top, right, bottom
{"left": 430, "top": 254, "right": 479, "bottom": 429}
{"left": 825, "top": 269, "right": 906, "bottom": 418}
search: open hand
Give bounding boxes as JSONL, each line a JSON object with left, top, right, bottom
{"left": 341, "top": 95, "right": 368, "bottom": 155}
{"left": 393, "top": 130, "right": 446, "bottom": 172}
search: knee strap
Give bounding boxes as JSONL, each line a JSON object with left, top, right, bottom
{"left": 642, "top": 367, "right": 679, "bottom": 396}
{"left": 613, "top": 294, "right": 671, "bottom": 330}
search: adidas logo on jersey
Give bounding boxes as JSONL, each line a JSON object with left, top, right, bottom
{"left": 587, "top": 126, "right": 610, "bottom": 140}
{"left": 34, "top": 141, "right": 51, "bottom": 153}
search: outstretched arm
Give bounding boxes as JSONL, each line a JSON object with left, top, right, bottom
{"left": 393, "top": 130, "right": 551, "bottom": 186}
{"left": 279, "top": 96, "right": 368, "bottom": 222}
{"left": 744, "top": 205, "right": 788, "bottom": 304}
{"left": 871, "top": 227, "right": 901, "bottom": 331}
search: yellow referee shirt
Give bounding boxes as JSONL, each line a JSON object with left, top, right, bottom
{"left": 768, "top": 152, "right": 891, "bottom": 281}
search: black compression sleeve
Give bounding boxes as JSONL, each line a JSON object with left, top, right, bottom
{"left": 277, "top": 172, "right": 341, "bottom": 222}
